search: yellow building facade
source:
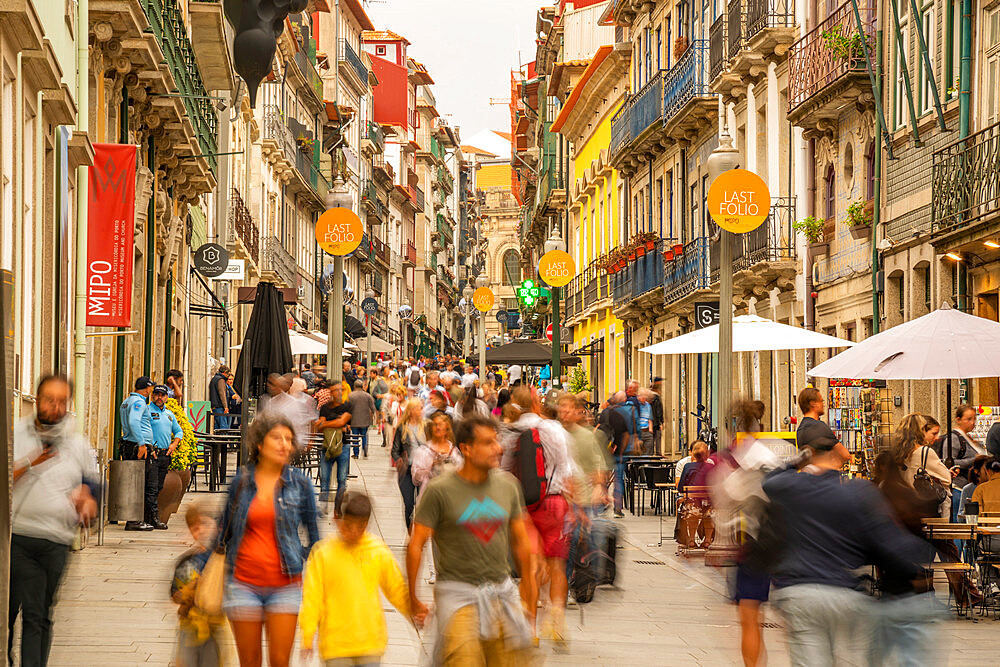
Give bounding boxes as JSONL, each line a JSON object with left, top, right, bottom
{"left": 553, "top": 46, "right": 630, "bottom": 403}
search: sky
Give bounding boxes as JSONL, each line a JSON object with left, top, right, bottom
{"left": 364, "top": 0, "right": 543, "bottom": 144}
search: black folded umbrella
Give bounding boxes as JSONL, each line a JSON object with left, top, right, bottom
{"left": 234, "top": 281, "right": 293, "bottom": 404}
{"left": 344, "top": 314, "right": 367, "bottom": 339}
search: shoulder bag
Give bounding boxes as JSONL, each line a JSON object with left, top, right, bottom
{"left": 194, "top": 473, "right": 246, "bottom": 615}
{"left": 912, "top": 447, "right": 948, "bottom": 509}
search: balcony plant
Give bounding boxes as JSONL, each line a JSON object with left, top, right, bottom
{"left": 792, "top": 215, "right": 829, "bottom": 256}
{"left": 673, "top": 242, "right": 684, "bottom": 255}
{"left": 846, "top": 199, "right": 874, "bottom": 240}
{"left": 663, "top": 248, "right": 675, "bottom": 261}
{"left": 638, "top": 231, "right": 658, "bottom": 251}
{"left": 820, "top": 25, "right": 867, "bottom": 62}
{"left": 674, "top": 35, "right": 689, "bottom": 60}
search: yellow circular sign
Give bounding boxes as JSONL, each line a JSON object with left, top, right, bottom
{"left": 707, "top": 168, "right": 771, "bottom": 234}
{"left": 473, "top": 287, "right": 494, "bottom": 312}
{"left": 315, "top": 207, "right": 363, "bottom": 256}
{"left": 538, "top": 249, "right": 575, "bottom": 288}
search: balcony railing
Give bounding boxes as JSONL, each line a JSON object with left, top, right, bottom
{"left": 263, "top": 236, "right": 297, "bottom": 287}
{"left": 565, "top": 273, "right": 583, "bottom": 319}
{"left": 338, "top": 39, "right": 368, "bottom": 84}
{"left": 734, "top": 197, "right": 797, "bottom": 271}
{"left": 663, "top": 237, "right": 713, "bottom": 305}
{"left": 932, "top": 120, "right": 1000, "bottom": 233}
{"left": 407, "top": 184, "right": 425, "bottom": 210}
{"left": 746, "top": 0, "right": 795, "bottom": 41}
{"left": 405, "top": 241, "right": 417, "bottom": 265}
{"left": 613, "top": 240, "right": 665, "bottom": 302}
{"left": 294, "top": 147, "right": 329, "bottom": 200}
{"left": 230, "top": 187, "right": 259, "bottom": 265}
{"left": 371, "top": 235, "right": 388, "bottom": 264}
{"left": 728, "top": 0, "right": 745, "bottom": 62}
{"left": 664, "top": 41, "right": 715, "bottom": 121}
{"left": 426, "top": 251, "right": 438, "bottom": 270}
{"left": 294, "top": 49, "right": 323, "bottom": 101}
{"left": 357, "top": 233, "right": 374, "bottom": 263}
{"left": 610, "top": 69, "right": 666, "bottom": 158}
{"left": 140, "top": 0, "right": 217, "bottom": 171}
{"left": 436, "top": 214, "right": 453, "bottom": 241}
{"left": 366, "top": 121, "right": 385, "bottom": 152}
{"left": 709, "top": 16, "right": 727, "bottom": 81}
{"left": 788, "top": 2, "right": 875, "bottom": 112}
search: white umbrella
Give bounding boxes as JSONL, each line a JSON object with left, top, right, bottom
{"left": 352, "top": 335, "right": 396, "bottom": 354}
{"left": 807, "top": 303, "right": 1000, "bottom": 380}
{"left": 300, "top": 330, "right": 359, "bottom": 351}
{"left": 639, "top": 314, "right": 855, "bottom": 354}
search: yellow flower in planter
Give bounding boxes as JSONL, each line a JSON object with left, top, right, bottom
{"left": 165, "top": 398, "right": 198, "bottom": 471}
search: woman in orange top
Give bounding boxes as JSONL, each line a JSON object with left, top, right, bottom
{"left": 216, "top": 413, "right": 319, "bottom": 667}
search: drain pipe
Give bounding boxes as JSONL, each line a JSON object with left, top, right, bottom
{"left": 73, "top": 0, "right": 90, "bottom": 422}
{"left": 804, "top": 138, "right": 816, "bottom": 368}
{"left": 958, "top": 0, "right": 972, "bottom": 139}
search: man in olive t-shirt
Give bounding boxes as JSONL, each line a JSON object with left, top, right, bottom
{"left": 407, "top": 415, "right": 535, "bottom": 664}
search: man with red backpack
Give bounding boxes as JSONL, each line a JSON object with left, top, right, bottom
{"left": 501, "top": 386, "right": 576, "bottom": 649}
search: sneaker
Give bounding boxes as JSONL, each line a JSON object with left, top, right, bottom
{"left": 614, "top": 510, "right": 625, "bottom": 518}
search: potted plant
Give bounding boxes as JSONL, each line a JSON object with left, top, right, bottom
{"left": 636, "top": 243, "right": 646, "bottom": 257}
{"left": 157, "top": 397, "right": 197, "bottom": 523}
{"left": 793, "top": 215, "right": 829, "bottom": 256}
{"left": 846, "top": 199, "right": 874, "bottom": 240}
{"left": 820, "top": 25, "right": 867, "bottom": 63}
{"left": 674, "top": 36, "right": 689, "bottom": 60}
{"left": 663, "top": 249, "right": 674, "bottom": 261}
{"left": 628, "top": 249, "right": 637, "bottom": 261}
{"left": 673, "top": 242, "right": 684, "bottom": 255}
{"left": 639, "top": 231, "right": 658, "bottom": 251}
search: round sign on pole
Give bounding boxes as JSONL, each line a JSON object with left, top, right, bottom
{"left": 473, "top": 286, "right": 494, "bottom": 312}
{"left": 496, "top": 309, "right": 507, "bottom": 323}
{"left": 316, "top": 207, "right": 363, "bottom": 256}
{"left": 545, "top": 323, "right": 553, "bottom": 342}
{"left": 193, "top": 243, "right": 230, "bottom": 278}
{"left": 360, "top": 297, "right": 378, "bottom": 315}
{"left": 706, "top": 168, "right": 771, "bottom": 234}
{"left": 538, "top": 250, "right": 575, "bottom": 288}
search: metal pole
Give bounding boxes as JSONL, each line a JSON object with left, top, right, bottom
{"left": 872, "top": 29, "right": 883, "bottom": 335}
{"left": 329, "top": 256, "right": 344, "bottom": 385}
{"left": 718, "top": 231, "right": 733, "bottom": 450}
{"left": 143, "top": 136, "right": 156, "bottom": 376}
{"left": 552, "top": 286, "right": 561, "bottom": 388}
{"left": 73, "top": 0, "right": 90, "bottom": 423}
{"left": 479, "top": 311, "right": 486, "bottom": 374}
{"left": 366, "top": 312, "right": 372, "bottom": 372}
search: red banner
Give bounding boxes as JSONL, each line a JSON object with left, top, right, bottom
{"left": 87, "top": 143, "right": 138, "bottom": 326}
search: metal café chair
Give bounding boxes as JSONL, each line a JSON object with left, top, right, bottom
{"left": 924, "top": 522, "right": 977, "bottom": 617}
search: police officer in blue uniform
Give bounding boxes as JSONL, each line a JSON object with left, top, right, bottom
{"left": 119, "top": 376, "right": 157, "bottom": 530}
{"left": 149, "top": 384, "right": 182, "bottom": 527}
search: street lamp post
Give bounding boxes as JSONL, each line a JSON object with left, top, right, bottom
{"left": 326, "top": 176, "right": 353, "bottom": 385}
{"left": 476, "top": 274, "right": 488, "bottom": 374}
{"left": 462, "top": 283, "right": 473, "bottom": 360}
{"left": 399, "top": 303, "right": 412, "bottom": 363}
{"left": 544, "top": 224, "right": 565, "bottom": 388}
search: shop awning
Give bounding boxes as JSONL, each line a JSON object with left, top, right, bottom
{"left": 639, "top": 315, "right": 855, "bottom": 355}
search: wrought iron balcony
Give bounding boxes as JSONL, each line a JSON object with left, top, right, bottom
{"left": 734, "top": 196, "right": 797, "bottom": 271}
{"left": 746, "top": 0, "right": 796, "bottom": 42}
{"left": 362, "top": 180, "right": 387, "bottom": 224}
{"left": 364, "top": 121, "right": 385, "bottom": 153}
{"left": 610, "top": 69, "right": 666, "bottom": 160}
{"left": 338, "top": 39, "right": 368, "bottom": 86}
{"left": 436, "top": 214, "right": 453, "bottom": 241}
{"left": 262, "top": 236, "right": 297, "bottom": 288}
{"left": 293, "top": 49, "right": 324, "bottom": 105}
{"left": 565, "top": 273, "right": 583, "bottom": 320}
{"left": 613, "top": 240, "right": 665, "bottom": 303}
{"left": 426, "top": 251, "right": 438, "bottom": 270}
{"left": 709, "top": 16, "right": 728, "bottom": 82}
{"left": 728, "top": 0, "right": 746, "bottom": 66}
{"left": 663, "top": 40, "right": 715, "bottom": 123}
{"left": 788, "top": 2, "right": 874, "bottom": 122}
{"left": 229, "top": 187, "right": 260, "bottom": 265}
{"left": 405, "top": 241, "right": 417, "bottom": 265}
{"left": 407, "top": 184, "right": 425, "bottom": 210}
{"left": 932, "top": 121, "right": 1000, "bottom": 234}
{"left": 663, "top": 237, "right": 715, "bottom": 306}
{"left": 371, "top": 235, "right": 388, "bottom": 265}
{"left": 141, "top": 0, "right": 218, "bottom": 171}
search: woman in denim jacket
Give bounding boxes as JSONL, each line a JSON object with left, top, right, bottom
{"left": 216, "top": 412, "right": 319, "bottom": 667}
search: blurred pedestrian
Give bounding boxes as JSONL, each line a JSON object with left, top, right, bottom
{"left": 299, "top": 492, "right": 410, "bottom": 665}
{"left": 637, "top": 389, "right": 655, "bottom": 454}
{"left": 411, "top": 412, "right": 462, "bottom": 501}
{"left": 165, "top": 369, "right": 185, "bottom": 405}
{"left": 406, "top": 416, "right": 536, "bottom": 665}
{"left": 597, "top": 392, "right": 637, "bottom": 518}
{"left": 171, "top": 503, "right": 226, "bottom": 667}
{"left": 216, "top": 413, "right": 319, "bottom": 667}
{"left": 346, "top": 380, "right": 376, "bottom": 459}
{"left": 300, "top": 363, "right": 317, "bottom": 390}
{"left": 315, "top": 382, "right": 353, "bottom": 517}
{"left": 764, "top": 409, "right": 930, "bottom": 666}
{"left": 149, "top": 384, "right": 183, "bottom": 528}
{"left": 794, "top": 387, "right": 851, "bottom": 462}
{"left": 9, "top": 374, "right": 99, "bottom": 667}
{"left": 391, "top": 399, "right": 425, "bottom": 532}
{"left": 120, "top": 375, "right": 157, "bottom": 531}
{"left": 649, "top": 377, "right": 665, "bottom": 456}
{"left": 934, "top": 405, "right": 986, "bottom": 518}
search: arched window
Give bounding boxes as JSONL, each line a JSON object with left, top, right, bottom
{"left": 502, "top": 250, "right": 521, "bottom": 286}
{"left": 865, "top": 141, "right": 876, "bottom": 201}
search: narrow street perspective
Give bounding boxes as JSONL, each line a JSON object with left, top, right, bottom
{"left": 4, "top": 0, "right": 1000, "bottom": 666}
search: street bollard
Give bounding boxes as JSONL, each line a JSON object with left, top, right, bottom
{"left": 107, "top": 459, "right": 145, "bottom": 523}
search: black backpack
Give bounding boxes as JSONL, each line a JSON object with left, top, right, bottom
{"left": 513, "top": 428, "right": 549, "bottom": 510}
{"left": 409, "top": 369, "right": 421, "bottom": 386}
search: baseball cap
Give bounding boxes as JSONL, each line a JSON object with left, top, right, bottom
{"left": 152, "top": 384, "right": 170, "bottom": 395}
{"left": 135, "top": 376, "right": 155, "bottom": 391}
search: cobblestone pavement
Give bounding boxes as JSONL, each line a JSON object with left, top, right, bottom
{"left": 46, "top": 429, "right": 1000, "bottom": 665}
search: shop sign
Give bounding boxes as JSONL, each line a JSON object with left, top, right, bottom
{"left": 316, "top": 207, "right": 363, "bottom": 256}
{"left": 538, "top": 249, "right": 575, "bottom": 287}
{"left": 707, "top": 168, "right": 770, "bottom": 234}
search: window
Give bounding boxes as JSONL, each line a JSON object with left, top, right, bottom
{"left": 945, "top": 0, "right": 961, "bottom": 100}
{"left": 918, "top": 1, "right": 935, "bottom": 115}
{"left": 893, "top": 22, "right": 909, "bottom": 128}
{"left": 667, "top": 170, "right": 675, "bottom": 238}
{"left": 657, "top": 177, "right": 664, "bottom": 235}
{"left": 690, "top": 183, "right": 698, "bottom": 240}
{"left": 986, "top": 7, "right": 1000, "bottom": 126}
{"left": 666, "top": 14, "right": 672, "bottom": 69}
{"left": 376, "top": 45, "right": 386, "bottom": 56}
{"left": 502, "top": 250, "right": 521, "bottom": 285}
{"left": 865, "top": 141, "right": 876, "bottom": 201}
{"left": 645, "top": 27, "right": 653, "bottom": 80}
{"left": 824, "top": 165, "right": 836, "bottom": 222}
{"left": 656, "top": 27, "right": 662, "bottom": 70}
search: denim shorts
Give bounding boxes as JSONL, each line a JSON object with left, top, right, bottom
{"left": 224, "top": 576, "right": 302, "bottom": 620}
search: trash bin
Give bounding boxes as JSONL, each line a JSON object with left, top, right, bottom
{"left": 107, "top": 459, "right": 145, "bottom": 522}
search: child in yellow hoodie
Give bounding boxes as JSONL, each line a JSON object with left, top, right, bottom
{"left": 300, "top": 491, "right": 411, "bottom": 666}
